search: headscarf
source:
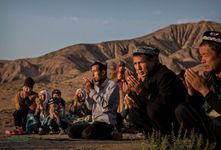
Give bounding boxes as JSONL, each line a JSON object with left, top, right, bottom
{"left": 75, "top": 88, "right": 86, "bottom": 99}
{"left": 39, "top": 90, "right": 50, "bottom": 111}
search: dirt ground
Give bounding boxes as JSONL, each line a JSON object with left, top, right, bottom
{"left": 0, "top": 81, "right": 150, "bottom": 150}
{"left": 0, "top": 134, "right": 150, "bottom": 150}
{"left": 0, "top": 107, "right": 148, "bottom": 150}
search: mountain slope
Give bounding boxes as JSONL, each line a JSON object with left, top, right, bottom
{"left": 1, "top": 21, "right": 221, "bottom": 84}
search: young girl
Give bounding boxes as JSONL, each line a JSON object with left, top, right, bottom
{"left": 47, "top": 97, "right": 66, "bottom": 135}
{"left": 68, "top": 88, "right": 91, "bottom": 117}
{"left": 34, "top": 90, "right": 50, "bottom": 135}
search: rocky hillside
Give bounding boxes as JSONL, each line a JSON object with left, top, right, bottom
{"left": 0, "top": 21, "right": 221, "bottom": 112}
{"left": 1, "top": 21, "right": 221, "bottom": 84}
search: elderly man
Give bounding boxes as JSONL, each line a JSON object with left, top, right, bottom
{"left": 175, "top": 31, "right": 221, "bottom": 148}
{"left": 125, "top": 45, "right": 187, "bottom": 135}
{"left": 68, "top": 61, "right": 119, "bottom": 139}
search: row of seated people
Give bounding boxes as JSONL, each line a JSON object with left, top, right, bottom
{"left": 12, "top": 76, "right": 130, "bottom": 136}
{"left": 12, "top": 31, "right": 221, "bottom": 149}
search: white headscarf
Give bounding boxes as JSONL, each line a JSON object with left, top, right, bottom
{"left": 75, "top": 88, "right": 86, "bottom": 99}
{"left": 39, "top": 90, "right": 50, "bottom": 110}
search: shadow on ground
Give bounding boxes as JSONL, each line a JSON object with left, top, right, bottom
{"left": 0, "top": 134, "right": 149, "bottom": 150}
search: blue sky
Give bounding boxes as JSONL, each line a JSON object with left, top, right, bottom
{"left": 0, "top": 0, "right": 220, "bottom": 60}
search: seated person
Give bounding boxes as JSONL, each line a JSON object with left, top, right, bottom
{"left": 13, "top": 77, "right": 37, "bottom": 131}
{"left": 68, "top": 61, "right": 119, "bottom": 139}
{"left": 125, "top": 45, "right": 187, "bottom": 135}
{"left": 68, "top": 88, "right": 91, "bottom": 117}
{"left": 47, "top": 97, "right": 66, "bottom": 135}
{"left": 34, "top": 90, "right": 51, "bottom": 135}
{"left": 175, "top": 31, "right": 221, "bottom": 148}
{"left": 52, "top": 89, "right": 65, "bottom": 118}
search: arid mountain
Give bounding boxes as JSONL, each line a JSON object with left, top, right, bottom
{"left": 1, "top": 21, "right": 221, "bottom": 84}
{"left": 0, "top": 21, "right": 221, "bottom": 114}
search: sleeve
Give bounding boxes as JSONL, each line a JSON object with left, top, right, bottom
{"left": 34, "top": 105, "right": 40, "bottom": 116}
{"left": 85, "top": 99, "right": 93, "bottom": 110}
{"left": 186, "top": 91, "right": 205, "bottom": 108}
{"left": 15, "top": 93, "right": 21, "bottom": 110}
{"left": 28, "top": 92, "right": 38, "bottom": 110}
{"left": 126, "top": 87, "right": 150, "bottom": 109}
{"left": 138, "top": 71, "right": 186, "bottom": 107}
{"left": 15, "top": 92, "right": 26, "bottom": 110}
{"left": 205, "top": 91, "right": 221, "bottom": 114}
{"left": 150, "top": 72, "right": 185, "bottom": 106}
{"left": 68, "top": 102, "right": 74, "bottom": 113}
{"left": 88, "top": 83, "right": 119, "bottom": 109}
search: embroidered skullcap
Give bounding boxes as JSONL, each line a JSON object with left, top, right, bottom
{"left": 133, "top": 45, "right": 160, "bottom": 56}
{"left": 202, "top": 31, "right": 221, "bottom": 43}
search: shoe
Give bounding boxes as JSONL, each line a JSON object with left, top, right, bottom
{"left": 59, "top": 129, "right": 65, "bottom": 135}
{"left": 112, "top": 132, "right": 122, "bottom": 140}
{"left": 38, "top": 128, "right": 46, "bottom": 135}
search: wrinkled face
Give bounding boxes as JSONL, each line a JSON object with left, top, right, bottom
{"left": 22, "top": 86, "right": 31, "bottom": 96}
{"left": 38, "top": 93, "right": 45, "bottom": 101}
{"left": 133, "top": 54, "right": 155, "bottom": 80}
{"left": 199, "top": 44, "right": 221, "bottom": 73}
{"left": 91, "top": 64, "right": 103, "bottom": 82}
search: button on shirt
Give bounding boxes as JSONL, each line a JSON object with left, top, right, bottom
{"left": 86, "top": 78, "right": 119, "bottom": 125}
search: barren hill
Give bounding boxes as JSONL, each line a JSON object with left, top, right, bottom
{"left": 0, "top": 20, "right": 221, "bottom": 118}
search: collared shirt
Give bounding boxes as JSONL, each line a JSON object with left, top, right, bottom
{"left": 85, "top": 78, "right": 119, "bottom": 125}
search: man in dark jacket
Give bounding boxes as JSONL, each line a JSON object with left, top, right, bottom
{"left": 175, "top": 31, "right": 221, "bottom": 148}
{"left": 125, "top": 45, "right": 187, "bottom": 135}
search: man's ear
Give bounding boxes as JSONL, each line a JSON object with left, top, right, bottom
{"left": 101, "top": 70, "right": 106, "bottom": 76}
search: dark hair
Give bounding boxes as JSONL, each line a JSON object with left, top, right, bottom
{"left": 200, "top": 40, "right": 221, "bottom": 54}
{"left": 133, "top": 53, "right": 158, "bottom": 62}
{"left": 23, "top": 77, "right": 35, "bottom": 88}
{"left": 91, "top": 62, "right": 107, "bottom": 72}
{"left": 52, "top": 89, "right": 61, "bottom": 96}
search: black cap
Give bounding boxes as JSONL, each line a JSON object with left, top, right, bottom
{"left": 133, "top": 45, "right": 160, "bottom": 56}
{"left": 52, "top": 89, "right": 61, "bottom": 95}
{"left": 23, "top": 77, "right": 35, "bottom": 88}
{"left": 202, "top": 31, "right": 221, "bottom": 43}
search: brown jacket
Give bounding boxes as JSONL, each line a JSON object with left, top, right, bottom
{"left": 15, "top": 91, "right": 38, "bottom": 111}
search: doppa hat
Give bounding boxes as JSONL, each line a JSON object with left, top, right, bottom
{"left": 202, "top": 31, "right": 221, "bottom": 43}
{"left": 133, "top": 45, "right": 160, "bottom": 56}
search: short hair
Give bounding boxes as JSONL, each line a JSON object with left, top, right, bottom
{"left": 91, "top": 61, "right": 107, "bottom": 72}
{"left": 23, "top": 77, "right": 35, "bottom": 88}
{"left": 199, "top": 40, "right": 221, "bottom": 54}
{"left": 52, "top": 89, "right": 61, "bottom": 96}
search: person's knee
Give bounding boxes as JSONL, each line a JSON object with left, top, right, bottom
{"left": 81, "top": 129, "right": 91, "bottom": 139}
{"left": 175, "top": 104, "right": 187, "bottom": 120}
{"left": 147, "top": 105, "right": 163, "bottom": 121}
{"left": 67, "top": 125, "right": 81, "bottom": 138}
{"left": 213, "top": 116, "right": 221, "bottom": 138}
